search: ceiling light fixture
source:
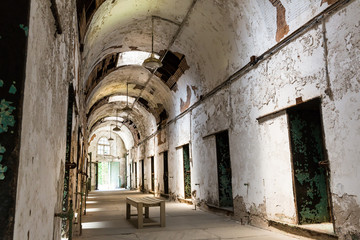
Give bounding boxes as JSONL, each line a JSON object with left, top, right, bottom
{"left": 113, "top": 110, "right": 121, "bottom": 132}
{"left": 122, "top": 82, "right": 132, "bottom": 112}
{"left": 108, "top": 125, "right": 114, "bottom": 141}
{"left": 143, "top": 16, "right": 163, "bottom": 69}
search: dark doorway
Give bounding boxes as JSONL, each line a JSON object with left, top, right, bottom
{"left": 151, "top": 156, "right": 155, "bottom": 191}
{"left": 129, "top": 163, "right": 132, "bottom": 189}
{"left": 134, "top": 162, "right": 137, "bottom": 188}
{"left": 183, "top": 144, "right": 191, "bottom": 199}
{"left": 287, "top": 99, "right": 331, "bottom": 224}
{"left": 95, "top": 163, "right": 99, "bottom": 190}
{"left": 163, "top": 151, "right": 169, "bottom": 194}
{"left": 215, "top": 130, "right": 233, "bottom": 208}
{"left": 141, "top": 160, "right": 144, "bottom": 192}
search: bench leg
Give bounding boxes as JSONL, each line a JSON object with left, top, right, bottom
{"left": 160, "top": 201, "right": 165, "bottom": 227}
{"left": 126, "top": 203, "right": 130, "bottom": 219}
{"left": 137, "top": 203, "right": 143, "bottom": 229}
{"left": 145, "top": 207, "right": 149, "bottom": 218}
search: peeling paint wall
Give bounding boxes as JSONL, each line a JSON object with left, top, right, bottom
{"left": 322, "top": 0, "right": 360, "bottom": 237}
{"left": 13, "top": 0, "right": 80, "bottom": 239}
{"left": 128, "top": 1, "right": 360, "bottom": 239}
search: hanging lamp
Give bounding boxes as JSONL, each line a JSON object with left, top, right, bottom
{"left": 108, "top": 125, "right": 114, "bottom": 141}
{"left": 143, "top": 16, "right": 163, "bottom": 69}
{"left": 113, "top": 110, "right": 121, "bottom": 132}
{"left": 122, "top": 82, "right": 132, "bottom": 112}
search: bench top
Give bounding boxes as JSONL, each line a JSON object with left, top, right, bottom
{"left": 126, "top": 196, "right": 164, "bottom": 206}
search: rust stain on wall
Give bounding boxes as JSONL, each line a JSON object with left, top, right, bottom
{"left": 180, "top": 86, "right": 191, "bottom": 112}
{"left": 320, "top": 0, "right": 338, "bottom": 6}
{"left": 88, "top": 134, "right": 96, "bottom": 145}
{"left": 269, "top": 0, "right": 289, "bottom": 42}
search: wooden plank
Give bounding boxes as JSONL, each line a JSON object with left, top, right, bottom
{"left": 137, "top": 202, "right": 143, "bottom": 229}
{"left": 160, "top": 201, "right": 166, "bottom": 227}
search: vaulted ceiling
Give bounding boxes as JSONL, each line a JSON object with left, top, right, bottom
{"left": 77, "top": 0, "right": 328, "bottom": 150}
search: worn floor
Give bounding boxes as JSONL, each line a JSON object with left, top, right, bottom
{"left": 73, "top": 190, "right": 312, "bottom": 240}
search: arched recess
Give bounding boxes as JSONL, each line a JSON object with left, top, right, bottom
{"left": 85, "top": 65, "right": 173, "bottom": 119}
{"left": 87, "top": 101, "right": 157, "bottom": 144}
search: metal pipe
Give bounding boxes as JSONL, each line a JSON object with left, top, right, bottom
{"left": 55, "top": 200, "right": 74, "bottom": 240}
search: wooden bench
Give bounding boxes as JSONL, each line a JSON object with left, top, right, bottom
{"left": 126, "top": 196, "right": 165, "bottom": 229}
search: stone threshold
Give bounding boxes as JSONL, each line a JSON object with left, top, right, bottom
{"left": 268, "top": 220, "right": 338, "bottom": 240}
{"left": 177, "top": 197, "right": 193, "bottom": 205}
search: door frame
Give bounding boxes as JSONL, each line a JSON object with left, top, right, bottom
{"left": 215, "top": 130, "right": 233, "bottom": 208}
{"left": 163, "top": 151, "right": 169, "bottom": 195}
{"left": 286, "top": 97, "right": 334, "bottom": 225}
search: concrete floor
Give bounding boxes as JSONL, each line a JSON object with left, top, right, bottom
{"left": 73, "top": 190, "right": 312, "bottom": 240}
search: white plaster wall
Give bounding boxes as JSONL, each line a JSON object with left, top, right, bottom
{"left": 324, "top": 0, "right": 360, "bottom": 198}
{"left": 14, "top": 0, "right": 79, "bottom": 239}
{"left": 259, "top": 113, "right": 296, "bottom": 224}
{"left": 320, "top": 1, "right": 360, "bottom": 236}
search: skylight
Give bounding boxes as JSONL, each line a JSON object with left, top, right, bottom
{"left": 116, "top": 51, "right": 160, "bottom": 68}
{"left": 108, "top": 95, "right": 135, "bottom": 104}
{"left": 104, "top": 116, "right": 124, "bottom": 122}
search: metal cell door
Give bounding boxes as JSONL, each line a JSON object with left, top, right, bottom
{"left": 163, "top": 151, "right": 169, "bottom": 194}
{"left": 288, "top": 100, "right": 331, "bottom": 224}
{"left": 183, "top": 144, "right": 191, "bottom": 199}
{"left": 215, "top": 131, "right": 233, "bottom": 207}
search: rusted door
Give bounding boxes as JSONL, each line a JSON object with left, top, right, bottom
{"left": 141, "top": 160, "right": 144, "bottom": 192}
{"left": 151, "top": 156, "right": 155, "bottom": 191}
{"left": 216, "top": 131, "right": 233, "bottom": 208}
{"left": 183, "top": 144, "right": 191, "bottom": 199}
{"left": 288, "top": 100, "right": 331, "bottom": 224}
{"left": 163, "top": 151, "right": 169, "bottom": 194}
{"left": 134, "top": 162, "right": 137, "bottom": 188}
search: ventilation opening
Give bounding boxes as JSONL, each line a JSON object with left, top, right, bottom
{"left": 155, "top": 51, "right": 189, "bottom": 91}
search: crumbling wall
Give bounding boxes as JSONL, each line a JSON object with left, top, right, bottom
{"left": 322, "top": 1, "right": 360, "bottom": 238}
{"left": 165, "top": 1, "right": 360, "bottom": 239}
{"left": 13, "top": 0, "right": 80, "bottom": 239}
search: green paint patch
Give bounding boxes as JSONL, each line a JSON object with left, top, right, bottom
{"left": 0, "top": 145, "right": 6, "bottom": 180}
{"left": 9, "top": 84, "right": 17, "bottom": 94}
{"left": 0, "top": 99, "right": 16, "bottom": 133}
{"left": 19, "top": 24, "right": 29, "bottom": 37}
{"left": 0, "top": 164, "right": 7, "bottom": 180}
{"left": 0, "top": 80, "right": 3, "bottom": 87}
{"left": 0, "top": 144, "right": 5, "bottom": 161}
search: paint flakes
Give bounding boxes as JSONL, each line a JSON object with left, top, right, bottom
{"left": 320, "top": 0, "right": 338, "bottom": 6}
{"left": 19, "top": 24, "right": 29, "bottom": 37}
{"left": 180, "top": 86, "right": 192, "bottom": 112}
{"left": 0, "top": 99, "right": 16, "bottom": 133}
{"left": 269, "top": 0, "right": 290, "bottom": 42}
{"left": 0, "top": 144, "right": 7, "bottom": 180}
{"left": 9, "top": 84, "right": 17, "bottom": 94}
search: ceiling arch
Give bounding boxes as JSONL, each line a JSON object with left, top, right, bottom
{"left": 87, "top": 99, "right": 157, "bottom": 142}
{"left": 89, "top": 124, "right": 134, "bottom": 151}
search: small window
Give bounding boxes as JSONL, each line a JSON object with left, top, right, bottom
{"left": 97, "top": 137, "right": 110, "bottom": 155}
